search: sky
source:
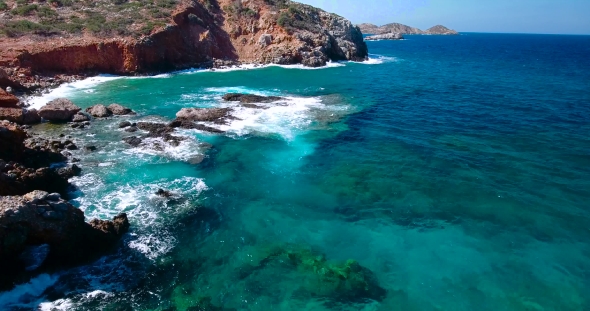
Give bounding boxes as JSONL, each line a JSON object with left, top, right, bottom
{"left": 296, "top": 0, "right": 590, "bottom": 34}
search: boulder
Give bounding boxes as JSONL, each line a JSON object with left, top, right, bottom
{"left": 71, "top": 112, "right": 91, "bottom": 122}
{"left": 0, "top": 107, "right": 24, "bottom": 124}
{"left": 0, "top": 88, "right": 19, "bottom": 108}
{"left": 107, "top": 104, "right": 134, "bottom": 115}
{"left": 0, "top": 193, "right": 129, "bottom": 287}
{"left": 22, "top": 109, "right": 41, "bottom": 125}
{"left": 38, "top": 98, "right": 81, "bottom": 122}
{"left": 222, "top": 93, "right": 283, "bottom": 103}
{"left": 86, "top": 104, "right": 112, "bottom": 118}
{"left": 258, "top": 34, "right": 273, "bottom": 47}
{"left": 175, "top": 107, "right": 232, "bottom": 123}
{"left": 122, "top": 136, "right": 142, "bottom": 147}
{"left": 118, "top": 121, "right": 132, "bottom": 128}
{"left": 0, "top": 121, "right": 27, "bottom": 161}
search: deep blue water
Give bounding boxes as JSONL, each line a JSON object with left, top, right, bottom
{"left": 2, "top": 33, "right": 590, "bottom": 310}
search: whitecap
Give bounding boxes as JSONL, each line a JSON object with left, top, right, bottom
{"left": 26, "top": 75, "right": 122, "bottom": 110}
{"left": 0, "top": 274, "right": 59, "bottom": 310}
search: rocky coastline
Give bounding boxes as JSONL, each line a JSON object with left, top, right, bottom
{"left": 365, "top": 33, "right": 405, "bottom": 41}
{"left": 0, "top": 99, "right": 133, "bottom": 290}
{"left": 0, "top": 0, "right": 368, "bottom": 96}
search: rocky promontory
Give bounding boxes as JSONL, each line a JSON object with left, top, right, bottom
{"left": 358, "top": 22, "right": 458, "bottom": 35}
{"left": 0, "top": 0, "right": 367, "bottom": 91}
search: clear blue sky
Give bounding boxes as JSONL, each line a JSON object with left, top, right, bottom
{"left": 296, "top": 0, "right": 590, "bottom": 34}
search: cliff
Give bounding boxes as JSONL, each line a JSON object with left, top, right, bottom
{"left": 0, "top": 0, "right": 367, "bottom": 89}
{"left": 358, "top": 22, "right": 458, "bottom": 35}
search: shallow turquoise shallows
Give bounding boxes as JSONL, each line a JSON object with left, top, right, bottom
{"left": 2, "top": 33, "right": 590, "bottom": 310}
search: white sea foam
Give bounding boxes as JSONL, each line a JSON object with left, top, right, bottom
{"left": 26, "top": 75, "right": 122, "bottom": 110}
{"left": 38, "top": 291, "right": 113, "bottom": 311}
{"left": 128, "top": 232, "right": 177, "bottom": 260}
{"left": 0, "top": 274, "right": 59, "bottom": 310}
{"left": 362, "top": 54, "right": 398, "bottom": 65}
{"left": 212, "top": 96, "right": 342, "bottom": 140}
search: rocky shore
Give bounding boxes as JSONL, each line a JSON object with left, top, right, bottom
{"left": 0, "top": 101, "right": 132, "bottom": 289}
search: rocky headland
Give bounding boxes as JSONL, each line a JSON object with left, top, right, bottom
{"left": 358, "top": 22, "right": 458, "bottom": 35}
{"left": 0, "top": 0, "right": 368, "bottom": 93}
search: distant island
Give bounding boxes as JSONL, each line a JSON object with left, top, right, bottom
{"left": 358, "top": 23, "right": 458, "bottom": 35}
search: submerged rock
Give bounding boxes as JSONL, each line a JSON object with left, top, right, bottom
{"left": 38, "top": 98, "right": 81, "bottom": 122}
{"left": 222, "top": 93, "right": 283, "bottom": 103}
{"left": 237, "top": 245, "right": 387, "bottom": 303}
{"left": 155, "top": 188, "right": 173, "bottom": 198}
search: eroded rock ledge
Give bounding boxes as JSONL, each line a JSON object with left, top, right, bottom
{"left": 0, "top": 191, "right": 129, "bottom": 289}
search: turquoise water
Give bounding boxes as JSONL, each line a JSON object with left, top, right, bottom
{"left": 2, "top": 33, "right": 590, "bottom": 310}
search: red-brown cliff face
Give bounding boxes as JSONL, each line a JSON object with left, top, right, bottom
{"left": 0, "top": 0, "right": 367, "bottom": 88}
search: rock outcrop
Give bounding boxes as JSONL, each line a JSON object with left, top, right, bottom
{"left": 107, "top": 104, "right": 134, "bottom": 115}
{"left": 0, "top": 121, "right": 79, "bottom": 196}
{"left": 86, "top": 104, "right": 112, "bottom": 118}
{"left": 0, "top": 191, "right": 129, "bottom": 288}
{"left": 0, "top": 0, "right": 368, "bottom": 85}
{"left": 0, "top": 88, "right": 19, "bottom": 108}
{"left": 38, "top": 98, "right": 81, "bottom": 122}
{"left": 222, "top": 93, "right": 283, "bottom": 103}
{"left": 426, "top": 25, "right": 459, "bottom": 35}
{"left": 358, "top": 22, "right": 458, "bottom": 35}
{"left": 175, "top": 107, "right": 232, "bottom": 123}
{"left": 365, "top": 33, "right": 404, "bottom": 41}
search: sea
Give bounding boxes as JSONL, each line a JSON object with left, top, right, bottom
{"left": 1, "top": 33, "right": 590, "bottom": 311}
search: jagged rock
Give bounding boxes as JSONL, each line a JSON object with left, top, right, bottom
{"left": 175, "top": 108, "right": 232, "bottom": 123}
{"left": 125, "top": 126, "right": 138, "bottom": 132}
{"left": 107, "top": 104, "right": 134, "bottom": 115}
{"left": 365, "top": 33, "right": 404, "bottom": 41}
{"left": 122, "top": 136, "right": 142, "bottom": 147}
{"left": 0, "top": 193, "right": 129, "bottom": 287}
{"left": 0, "top": 88, "right": 19, "bottom": 108}
{"left": 72, "top": 112, "right": 91, "bottom": 123}
{"left": 168, "top": 118, "right": 225, "bottom": 133}
{"left": 0, "top": 121, "right": 27, "bottom": 161}
{"left": 86, "top": 104, "right": 112, "bottom": 118}
{"left": 223, "top": 93, "right": 283, "bottom": 103}
{"left": 0, "top": 108, "right": 24, "bottom": 124}
{"left": 155, "top": 188, "right": 173, "bottom": 198}
{"left": 38, "top": 98, "right": 81, "bottom": 122}
{"left": 22, "top": 109, "right": 41, "bottom": 125}
{"left": 258, "top": 34, "right": 273, "bottom": 47}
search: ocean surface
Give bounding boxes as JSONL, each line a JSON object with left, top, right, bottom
{"left": 2, "top": 33, "right": 590, "bottom": 310}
